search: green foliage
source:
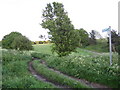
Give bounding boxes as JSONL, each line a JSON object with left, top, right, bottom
{"left": 110, "top": 30, "right": 120, "bottom": 53}
{"left": 12, "top": 35, "right": 33, "bottom": 51}
{"left": 2, "top": 50, "right": 56, "bottom": 88}
{"left": 32, "top": 52, "right": 119, "bottom": 88}
{"left": 41, "top": 2, "right": 79, "bottom": 56}
{"left": 89, "top": 30, "right": 97, "bottom": 45}
{"left": 84, "top": 39, "right": 109, "bottom": 52}
{"left": 75, "top": 28, "right": 89, "bottom": 47}
{"left": 2, "top": 32, "right": 33, "bottom": 51}
{"left": 32, "top": 44, "right": 119, "bottom": 88}
{"left": 2, "top": 32, "right": 22, "bottom": 49}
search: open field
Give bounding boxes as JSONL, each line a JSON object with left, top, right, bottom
{"left": 1, "top": 44, "right": 119, "bottom": 88}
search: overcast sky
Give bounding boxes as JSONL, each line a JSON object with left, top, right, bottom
{"left": 0, "top": 0, "right": 119, "bottom": 41}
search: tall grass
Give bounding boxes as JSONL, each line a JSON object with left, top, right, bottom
{"left": 2, "top": 49, "right": 56, "bottom": 88}
{"left": 32, "top": 44, "right": 119, "bottom": 88}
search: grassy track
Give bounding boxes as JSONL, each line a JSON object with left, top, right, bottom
{"left": 32, "top": 44, "right": 119, "bottom": 88}
{"left": 32, "top": 60, "right": 90, "bottom": 88}
{"left": 2, "top": 44, "right": 119, "bottom": 88}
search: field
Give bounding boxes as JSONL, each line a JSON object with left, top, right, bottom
{"left": 1, "top": 44, "right": 119, "bottom": 88}
{"left": 32, "top": 44, "right": 119, "bottom": 88}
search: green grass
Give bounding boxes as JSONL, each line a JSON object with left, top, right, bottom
{"left": 33, "top": 44, "right": 53, "bottom": 55}
{"left": 32, "top": 60, "right": 90, "bottom": 88}
{"left": 32, "top": 44, "right": 119, "bottom": 88}
{"left": 2, "top": 42, "right": 119, "bottom": 88}
{"left": 84, "top": 39, "right": 109, "bottom": 53}
{"left": 33, "top": 44, "right": 96, "bottom": 56}
{"left": 2, "top": 49, "right": 56, "bottom": 88}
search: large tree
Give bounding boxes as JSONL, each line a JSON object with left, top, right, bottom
{"left": 41, "top": 2, "right": 79, "bottom": 56}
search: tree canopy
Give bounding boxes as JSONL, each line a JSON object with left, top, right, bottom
{"left": 41, "top": 2, "right": 79, "bottom": 56}
{"left": 2, "top": 32, "right": 33, "bottom": 51}
{"left": 2, "top": 32, "right": 22, "bottom": 49}
{"left": 12, "top": 35, "right": 33, "bottom": 50}
{"left": 75, "top": 28, "right": 89, "bottom": 47}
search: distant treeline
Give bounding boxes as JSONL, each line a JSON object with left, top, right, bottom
{"left": 32, "top": 40, "right": 51, "bottom": 45}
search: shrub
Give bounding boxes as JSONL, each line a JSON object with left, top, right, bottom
{"left": 2, "top": 32, "right": 22, "bottom": 49}
{"left": 2, "top": 32, "right": 33, "bottom": 51}
{"left": 11, "top": 35, "right": 33, "bottom": 51}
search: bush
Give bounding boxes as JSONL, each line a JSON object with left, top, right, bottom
{"left": 12, "top": 35, "right": 33, "bottom": 51}
{"left": 2, "top": 32, "right": 22, "bottom": 49}
{"left": 2, "top": 32, "right": 33, "bottom": 51}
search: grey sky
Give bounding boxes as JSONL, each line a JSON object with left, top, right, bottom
{"left": 0, "top": 0, "right": 119, "bottom": 41}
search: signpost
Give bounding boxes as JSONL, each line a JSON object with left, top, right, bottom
{"left": 102, "top": 26, "right": 112, "bottom": 66}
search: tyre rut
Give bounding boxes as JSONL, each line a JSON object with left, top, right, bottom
{"left": 28, "top": 57, "right": 112, "bottom": 89}
{"left": 28, "top": 60, "right": 73, "bottom": 89}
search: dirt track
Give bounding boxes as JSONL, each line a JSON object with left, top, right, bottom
{"left": 28, "top": 57, "right": 112, "bottom": 89}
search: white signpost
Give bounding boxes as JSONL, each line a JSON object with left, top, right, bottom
{"left": 102, "top": 26, "right": 112, "bottom": 66}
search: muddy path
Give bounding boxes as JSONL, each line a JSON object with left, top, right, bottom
{"left": 28, "top": 60, "right": 72, "bottom": 89}
{"left": 28, "top": 57, "right": 112, "bottom": 89}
